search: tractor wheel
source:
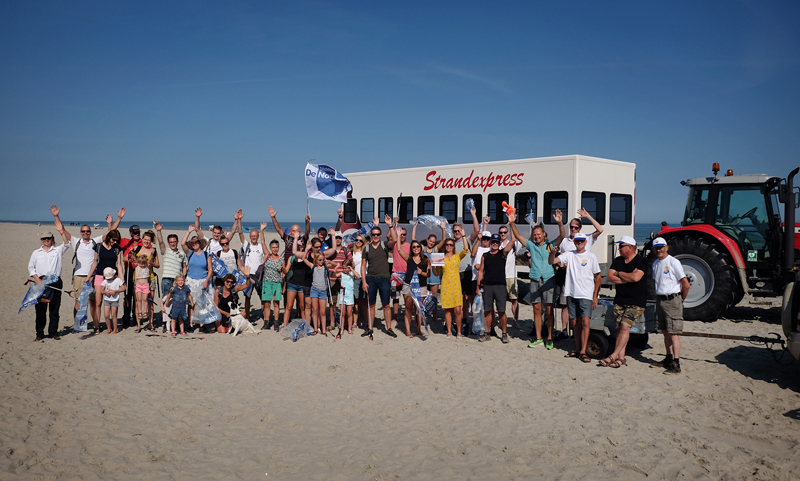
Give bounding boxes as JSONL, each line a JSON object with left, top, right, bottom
{"left": 586, "top": 331, "right": 610, "bottom": 359}
{"left": 667, "top": 236, "right": 737, "bottom": 321}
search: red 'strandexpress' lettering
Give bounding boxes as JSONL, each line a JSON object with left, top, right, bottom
{"left": 424, "top": 169, "right": 524, "bottom": 190}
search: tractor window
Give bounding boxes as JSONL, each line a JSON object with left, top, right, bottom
{"left": 683, "top": 187, "right": 710, "bottom": 225}
{"left": 715, "top": 186, "right": 771, "bottom": 260}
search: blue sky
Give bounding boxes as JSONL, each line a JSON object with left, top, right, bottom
{"left": 1, "top": 1, "right": 798, "bottom": 224}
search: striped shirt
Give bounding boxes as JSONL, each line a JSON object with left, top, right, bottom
{"left": 161, "top": 248, "right": 186, "bottom": 279}
{"left": 328, "top": 246, "right": 352, "bottom": 281}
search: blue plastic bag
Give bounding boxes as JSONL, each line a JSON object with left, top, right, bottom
{"left": 72, "top": 281, "right": 94, "bottom": 332}
{"left": 472, "top": 290, "right": 485, "bottom": 335}
{"left": 19, "top": 275, "right": 58, "bottom": 314}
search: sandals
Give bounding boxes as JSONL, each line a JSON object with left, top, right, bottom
{"left": 598, "top": 356, "right": 616, "bottom": 367}
{"left": 609, "top": 358, "right": 627, "bottom": 368}
{"left": 579, "top": 354, "right": 591, "bottom": 363}
{"left": 386, "top": 329, "right": 398, "bottom": 338}
{"left": 564, "top": 352, "right": 579, "bottom": 358}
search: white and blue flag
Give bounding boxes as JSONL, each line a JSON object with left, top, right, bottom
{"left": 305, "top": 163, "right": 352, "bottom": 203}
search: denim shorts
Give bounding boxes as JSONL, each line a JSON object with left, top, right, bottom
{"left": 367, "top": 276, "right": 391, "bottom": 306}
{"left": 310, "top": 286, "right": 328, "bottom": 300}
{"left": 161, "top": 278, "right": 175, "bottom": 298}
{"left": 286, "top": 282, "right": 303, "bottom": 293}
{"left": 566, "top": 296, "right": 593, "bottom": 319}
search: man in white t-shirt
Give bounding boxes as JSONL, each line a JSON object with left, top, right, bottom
{"left": 49, "top": 204, "right": 120, "bottom": 324}
{"left": 497, "top": 224, "right": 523, "bottom": 327}
{"left": 549, "top": 232, "right": 601, "bottom": 363}
{"left": 238, "top": 222, "right": 267, "bottom": 320}
{"left": 650, "top": 237, "right": 690, "bottom": 375}
{"left": 554, "top": 208, "right": 604, "bottom": 339}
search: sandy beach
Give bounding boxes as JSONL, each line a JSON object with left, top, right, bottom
{"left": 2, "top": 221, "right": 799, "bottom": 480}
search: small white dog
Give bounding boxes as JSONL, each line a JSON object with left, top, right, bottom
{"left": 228, "top": 301, "right": 257, "bottom": 337}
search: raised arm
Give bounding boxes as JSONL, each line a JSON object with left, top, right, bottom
{"left": 234, "top": 267, "right": 252, "bottom": 292}
{"left": 335, "top": 207, "right": 344, "bottom": 231}
{"left": 49, "top": 205, "right": 71, "bottom": 244}
{"left": 237, "top": 210, "right": 246, "bottom": 245}
{"left": 436, "top": 222, "right": 447, "bottom": 249}
{"left": 552, "top": 209, "right": 566, "bottom": 246}
{"left": 108, "top": 207, "right": 125, "bottom": 234}
{"left": 578, "top": 208, "right": 604, "bottom": 240}
{"left": 508, "top": 216, "right": 527, "bottom": 244}
{"left": 502, "top": 213, "right": 517, "bottom": 255}
{"left": 304, "top": 214, "right": 311, "bottom": 239}
{"left": 181, "top": 225, "right": 195, "bottom": 255}
{"left": 268, "top": 206, "right": 282, "bottom": 234}
{"left": 194, "top": 208, "right": 204, "bottom": 239}
{"left": 468, "top": 206, "right": 480, "bottom": 242}
{"left": 155, "top": 222, "right": 166, "bottom": 254}
{"left": 385, "top": 215, "right": 397, "bottom": 250}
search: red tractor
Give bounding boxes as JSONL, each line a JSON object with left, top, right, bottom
{"left": 652, "top": 165, "right": 799, "bottom": 334}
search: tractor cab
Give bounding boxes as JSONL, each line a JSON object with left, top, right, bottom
{"left": 682, "top": 171, "right": 784, "bottom": 279}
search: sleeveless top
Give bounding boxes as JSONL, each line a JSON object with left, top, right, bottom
{"left": 217, "top": 288, "right": 238, "bottom": 316}
{"left": 95, "top": 243, "right": 120, "bottom": 276}
{"left": 187, "top": 251, "right": 209, "bottom": 280}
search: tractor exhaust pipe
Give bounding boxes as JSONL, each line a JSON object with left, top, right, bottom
{"left": 784, "top": 167, "right": 799, "bottom": 278}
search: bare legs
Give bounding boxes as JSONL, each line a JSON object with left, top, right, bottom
{"left": 444, "top": 306, "right": 463, "bottom": 338}
{"left": 103, "top": 304, "right": 118, "bottom": 334}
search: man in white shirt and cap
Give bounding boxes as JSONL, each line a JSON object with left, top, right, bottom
{"left": 650, "top": 237, "right": 690, "bottom": 374}
{"left": 28, "top": 231, "right": 71, "bottom": 341}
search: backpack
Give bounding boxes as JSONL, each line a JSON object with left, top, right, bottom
{"left": 187, "top": 250, "right": 209, "bottom": 263}
{"left": 550, "top": 244, "right": 567, "bottom": 286}
{"left": 72, "top": 238, "right": 97, "bottom": 273}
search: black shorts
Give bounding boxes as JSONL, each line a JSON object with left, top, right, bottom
{"left": 460, "top": 270, "right": 472, "bottom": 296}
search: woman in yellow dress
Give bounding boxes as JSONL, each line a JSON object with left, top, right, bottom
{"left": 434, "top": 239, "right": 470, "bottom": 338}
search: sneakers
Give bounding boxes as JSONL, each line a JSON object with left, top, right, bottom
{"left": 528, "top": 339, "right": 544, "bottom": 348}
{"left": 545, "top": 339, "right": 554, "bottom": 350}
{"left": 478, "top": 334, "right": 491, "bottom": 342}
{"left": 663, "top": 360, "right": 682, "bottom": 375}
{"left": 650, "top": 355, "right": 674, "bottom": 369}
{"left": 501, "top": 333, "right": 509, "bottom": 344}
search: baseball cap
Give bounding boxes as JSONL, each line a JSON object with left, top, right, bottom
{"left": 103, "top": 267, "right": 116, "bottom": 279}
{"left": 652, "top": 237, "right": 668, "bottom": 247}
{"left": 617, "top": 236, "right": 637, "bottom": 246}
{"left": 333, "top": 231, "right": 343, "bottom": 238}
{"left": 490, "top": 233, "right": 501, "bottom": 243}
{"left": 481, "top": 231, "right": 491, "bottom": 239}
{"left": 129, "top": 224, "right": 141, "bottom": 233}
{"left": 38, "top": 231, "right": 54, "bottom": 239}
{"left": 573, "top": 233, "right": 588, "bottom": 242}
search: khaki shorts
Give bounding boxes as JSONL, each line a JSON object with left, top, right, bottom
{"left": 506, "top": 278, "right": 518, "bottom": 301}
{"left": 656, "top": 295, "right": 684, "bottom": 334}
{"left": 614, "top": 304, "right": 645, "bottom": 328}
{"left": 73, "top": 275, "right": 96, "bottom": 301}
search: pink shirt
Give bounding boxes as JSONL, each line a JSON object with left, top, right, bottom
{"left": 392, "top": 242, "right": 411, "bottom": 274}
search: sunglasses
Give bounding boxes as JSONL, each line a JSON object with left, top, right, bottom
{"left": 445, "top": 243, "right": 455, "bottom": 247}
{"left": 371, "top": 233, "right": 381, "bottom": 237}
{"left": 131, "top": 231, "right": 141, "bottom": 235}
{"left": 400, "top": 233, "right": 407, "bottom": 236}
{"left": 499, "top": 231, "right": 508, "bottom": 234}
{"left": 491, "top": 241, "right": 500, "bottom": 244}
{"left": 225, "top": 280, "right": 234, "bottom": 284}
{"left": 570, "top": 226, "right": 580, "bottom": 230}
{"left": 220, "top": 242, "right": 229, "bottom": 246}
{"left": 412, "top": 245, "right": 421, "bottom": 249}
{"left": 81, "top": 229, "right": 91, "bottom": 233}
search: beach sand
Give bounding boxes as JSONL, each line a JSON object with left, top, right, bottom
{"left": 1, "top": 222, "right": 799, "bottom": 480}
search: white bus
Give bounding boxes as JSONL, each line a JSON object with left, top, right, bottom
{"left": 342, "top": 154, "right": 636, "bottom": 274}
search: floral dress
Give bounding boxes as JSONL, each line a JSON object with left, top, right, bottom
{"left": 439, "top": 247, "right": 469, "bottom": 309}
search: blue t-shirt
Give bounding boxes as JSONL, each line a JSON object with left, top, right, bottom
{"left": 526, "top": 239, "right": 555, "bottom": 282}
{"left": 187, "top": 251, "right": 208, "bottom": 280}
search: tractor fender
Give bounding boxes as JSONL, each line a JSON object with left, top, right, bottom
{"left": 658, "top": 225, "right": 746, "bottom": 268}
{"left": 658, "top": 225, "right": 750, "bottom": 296}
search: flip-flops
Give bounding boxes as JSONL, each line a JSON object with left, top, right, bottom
{"left": 579, "top": 354, "right": 591, "bottom": 363}
{"left": 564, "top": 352, "right": 579, "bottom": 358}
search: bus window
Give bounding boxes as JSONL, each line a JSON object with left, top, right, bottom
{"left": 488, "top": 193, "right": 509, "bottom": 224}
{"left": 610, "top": 194, "right": 632, "bottom": 225}
{"left": 581, "top": 191, "right": 606, "bottom": 225}
{"left": 379, "top": 197, "right": 393, "bottom": 220}
{"left": 544, "top": 191, "right": 568, "bottom": 224}
{"left": 361, "top": 198, "right": 374, "bottom": 223}
{"left": 515, "top": 192, "right": 537, "bottom": 223}
{"left": 463, "top": 195, "right": 482, "bottom": 225}
{"left": 398, "top": 196, "right": 413, "bottom": 223}
{"left": 418, "top": 196, "right": 435, "bottom": 217}
{"left": 344, "top": 199, "right": 358, "bottom": 224}
{"left": 440, "top": 195, "right": 458, "bottom": 223}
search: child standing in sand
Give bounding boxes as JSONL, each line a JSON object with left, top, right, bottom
{"left": 100, "top": 267, "right": 125, "bottom": 334}
{"left": 303, "top": 253, "right": 329, "bottom": 336}
{"left": 133, "top": 256, "right": 151, "bottom": 332}
{"left": 336, "top": 259, "right": 356, "bottom": 334}
{"left": 165, "top": 276, "right": 193, "bottom": 337}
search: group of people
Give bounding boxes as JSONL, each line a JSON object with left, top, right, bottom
{"left": 27, "top": 203, "right": 689, "bottom": 374}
